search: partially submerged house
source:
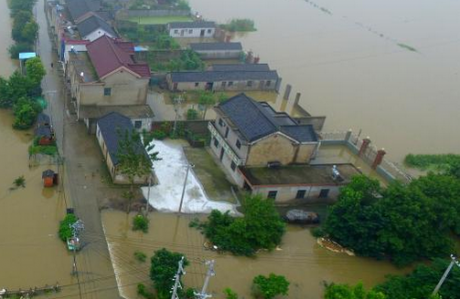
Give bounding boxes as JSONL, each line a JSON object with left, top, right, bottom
{"left": 167, "top": 21, "right": 216, "bottom": 38}
{"left": 189, "top": 42, "right": 243, "bottom": 60}
{"left": 76, "top": 15, "right": 117, "bottom": 42}
{"left": 167, "top": 64, "right": 280, "bottom": 92}
{"left": 67, "top": 35, "right": 153, "bottom": 133}
{"left": 96, "top": 112, "right": 151, "bottom": 184}
{"left": 208, "top": 93, "right": 360, "bottom": 202}
{"left": 35, "top": 113, "right": 55, "bottom": 145}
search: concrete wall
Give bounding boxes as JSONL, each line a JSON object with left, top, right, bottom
{"left": 169, "top": 27, "right": 215, "bottom": 38}
{"left": 214, "top": 116, "right": 249, "bottom": 162}
{"left": 252, "top": 185, "right": 340, "bottom": 203}
{"left": 294, "top": 116, "right": 327, "bottom": 132}
{"left": 73, "top": 69, "right": 149, "bottom": 111}
{"left": 245, "top": 133, "right": 317, "bottom": 166}
{"left": 83, "top": 29, "right": 116, "bottom": 42}
{"left": 209, "top": 135, "right": 245, "bottom": 186}
{"left": 121, "top": 9, "right": 190, "bottom": 18}
{"left": 168, "top": 78, "right": 278, "bottom": 92}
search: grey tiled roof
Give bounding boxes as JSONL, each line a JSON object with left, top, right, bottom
{"left": 217, "top": 94, "right": 318, "bottom": 143}
{"left": 190, "top": 42, "right": 242, "bottom": 51}
{"left": 66, "top": 0, "right": 101, "bottom": 22}
{"left": 211, "top": 64, "right": 270, "bottom": 72}
{"left": 170, "top": 70, "right": 279, "bottom": 82}
{"left": 97, "top": 112, "right": 146, "bottom": 165}
{"left": 169, "top": 21, "right": 215, "bottom": 29}
{"left": 77, "top": 15, "right": 116, "bottom": 38}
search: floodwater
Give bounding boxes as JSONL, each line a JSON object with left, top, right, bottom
{"left": 102, "top": 211, "right": 408, "bottom": 299}
{"left": 189, "top": 0, "right": 460, "bottom": 161}
{"left": 0, "top": 0, "right": 17, "bottom": 77}
{"left": 0, "top": 111, "right": 74, "bottom": 292}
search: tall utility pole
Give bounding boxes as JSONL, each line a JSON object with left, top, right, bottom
{"left": 171, "top": 257, "right": 186, "bottom": 299}
{"left": 70, "top": 219, "right": 84, "bottom": 276}
{"left": 178, "top": 164, "right": 194, "bottom": 214}
{"left": 195, "top": 260, "right": 215, "bottom": 299}
{"left": 432, "top": 254, "right": 460, "bottom": 295}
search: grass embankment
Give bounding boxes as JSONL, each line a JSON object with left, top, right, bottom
{"left": 128, "top": 15, "right": 192, "bottom": 25}
{"left": 405, "top": 154, "right": 460, "bottom": 171}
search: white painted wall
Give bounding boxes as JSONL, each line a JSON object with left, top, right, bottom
{"left": 169, "top": 27, "right": 215, "bottom": 38}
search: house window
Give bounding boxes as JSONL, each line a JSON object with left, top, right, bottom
{"left": 221, "top": 81, "right": 227, "bottom": 88}
{"left": 267, "top": 191, "right": 278, "bottom": 199}
{"left": 188, "top": 29, "right": 193, "bottom": 34}
{"left": 207, "top": 29, "right": 212, "bottom": 33}
{"left": 319, "top": 189, "right": 330, "bottom": 198}
{"left": 224, "top": 127, "right": 229, "bottom": 138}
{"left": 230, "top": 161, "right": 236, "bottom": 171}
{"left": 247, "top": 81, "right": 253, "bottom": 87}
{"left": 134, "top": 121, "right": 142, "bottom": 129}
{"left": 195, "top": 82, "right": 199, "bottom": 87}
{"left": 266, "top": 80, "right": 271, "bottom": 86}
{"left": 296, "top": 190, "right": 306, "bottom": 199}
{"left": 236, "top": 139, "right": 241, "bottom": 149}
{"left": 104, "top": 87, "right": 111, "bottom": 96}
{"left": 218, "top": 118, "right": 224, "bottom": 127}
{"left": 174, "top": 29, "right": 179, "bottom": 34}
{"left": 213, "top": 137, "right": 219, "bottom": 148}
{"left": 228, "top": 81, "right": 234, "bottom": 86}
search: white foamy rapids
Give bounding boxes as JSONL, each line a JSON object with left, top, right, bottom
{"left": 142, "top": 140, "right": 237, "bottom": 214}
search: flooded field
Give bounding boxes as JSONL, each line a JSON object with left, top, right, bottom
{"left": 189, "top": 0, "right": 460, "bottom": 161}
{"left": 102, "top": 211, "right": 408, "bottom": 299}
{"left": 0, "top": 111, "right": 74, "bottom": 292}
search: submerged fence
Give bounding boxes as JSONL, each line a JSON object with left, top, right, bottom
{"left": 320, "top": 130, "right": 412, "bottom": 184}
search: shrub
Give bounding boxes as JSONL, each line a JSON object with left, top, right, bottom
{"left": 223, "top": 288, "right": 238, "bottom": 299}
{"left": 133, "top": 214, "right": 149, "bottom": 233}
{"left": 252, "top": 273, "right": 289, "bottom": 299}
{"left": 13, "top": 175, "right": 26, "bottom": 188}
{"left": 186, "top": 108, "right": 198, "bottom": 120}
{"left": 134, "top": 251, "right": 147, "bottom": 262}
{"left": 220, "top": 19, "right": 256, "bottom": 32}
{"left": 151, "top": 130, "right": 167, "bottom": 140}
{"left": 137, "top": 283, "right": 155, "bottom": 299}
{"left": 58, "top": 214, "right": 78, "bottom": 242}
{"left": 8, "top": 43, "right": 33, "bottom": 59}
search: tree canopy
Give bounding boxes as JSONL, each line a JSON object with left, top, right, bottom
{"left": 252, "top": 273, "right": 289, "bottom": 299}
{"left": 324, "top": 282, "right": 386, "bottom": 299}
{"left": 150, "top": 248, "right": 188, "bottom": 299}
{"left": 25, "top": 57, "right": 46, "bottom": 86}
{"left": 323, "top": 174, "right": 460, "bottom": 266}
{"left": 198, "top": 194, "right": 286, "bottom": 256}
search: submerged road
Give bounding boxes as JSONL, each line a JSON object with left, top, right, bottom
{"left": 36, "top": 0, "right": 122, "bottom": 298}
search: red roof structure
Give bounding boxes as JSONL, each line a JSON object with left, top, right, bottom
{"left": 86, "top": 35, "right": 150, "bottom": 79}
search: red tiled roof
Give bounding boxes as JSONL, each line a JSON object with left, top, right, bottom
{"left": 86, "top": 35, "right": 151, "bottom": 79}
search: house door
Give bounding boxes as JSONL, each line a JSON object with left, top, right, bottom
{"left": 220, "top": 148, "right": 225, "bottom": 161}
{"left": 200, "top": 29, "right": 205, "bottom": 37}
{"left": 173, "top": 83, "right": 178, "bottom": 91}
{"left": 205, "top": 82, "right": 214, "bottom": 90}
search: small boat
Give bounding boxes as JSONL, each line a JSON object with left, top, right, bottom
{"left": 67, "top": 236, "right": 81, "bottom": 251}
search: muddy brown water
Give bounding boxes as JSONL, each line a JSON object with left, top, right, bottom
{"left": 0, "top": 111, "right": 75, "bottom": 293}
{"left": 189, "top": 0, "right": 460, "bottom": 161}
{"left": 0, "top": 0, "right": 17, "bottom": 77}
{"left": 102, "top": 211, "right": 408, "bottom": 299}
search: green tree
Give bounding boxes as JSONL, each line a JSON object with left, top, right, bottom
{"left": 12, "top": 10, "right": 32, "bottom": 41}
{"left": 8, "top": 43, "right": 34, "bottom": 60}
{"left": 150, "top": 248, "right": 189, "bottom": 299}
{"left": 186, "top": 108, "right": 198, "bottom": 120}
{"left": 9, "top": 0, "right": 37, "bottom": 15}
{"left": 323, "top": 174, "right": 460, "bottom": 266}
{"left": 324, "top": 282, "right": 386, "bottom": 299}
{"left": 252, "top": 273, "right": 289, "bottom": 299}
{"left": 0, "top": 77, "right": 12, "bottom": 108}
{"left": 21, "top": 20, "right": 39, "bottom": 44}
{"left": 199, "top": 91, "right": 216, "bottom": 120}
{"left": 374, "top": 259, "right": 460, "bottom": 299}
{"left": 25, "top": 57, "right": 46, "bottom": 86}
{"left": 116, "top": 129, "right": 159, "bottom": 213}
{"left": 200, "top": 194, "right": 286, "bottom": 256}
{"left": 12, "top": 97, "right": 41, "bottom": 129}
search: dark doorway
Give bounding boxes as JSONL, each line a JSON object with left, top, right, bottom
{"left": 200, "top": 29, "right": 205, "bottom": 37}
{"left": 296, "top": 190, "right": 306, "bottom": 199}
{"left": 220, "top": 148, "right": 225, "bottom": 161}
{"left": 205, "top": 82, "right": 214, "bottom": 90}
